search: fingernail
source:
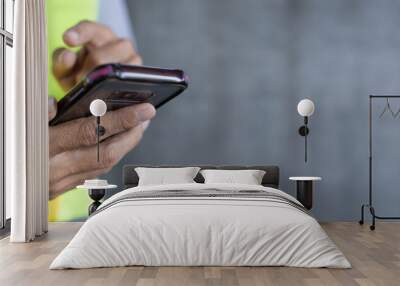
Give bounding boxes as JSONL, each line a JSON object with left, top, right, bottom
{"left": 135, "top": 104, "right": 156, "bottom": 121}
{"left": 48, "top": 97, "right": 57, "bottom": 121}
{"left": 62, "top": 50, "right": 75, "bottom": 66}
{"left": 64, "top": 29, "right": 79, "bottom": 44}
{"left": 141, "top": 120, "right": 150, "bottom": 131}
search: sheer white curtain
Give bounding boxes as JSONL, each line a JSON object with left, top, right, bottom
{"left": 8, "top": 0, "right": 48, "bottom": 242}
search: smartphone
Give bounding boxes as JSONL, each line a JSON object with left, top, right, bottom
{"left": 49, "top": 63, "right": 188, "bottom": 126}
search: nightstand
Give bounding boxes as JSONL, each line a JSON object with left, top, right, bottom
{"left": 77, "top": 182, "right": 117, "bottom": 215}
{"left": 289, "top": 177, "right": 321, "bottom": 210}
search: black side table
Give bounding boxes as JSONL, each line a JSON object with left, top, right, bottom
{"left": 289, "top": 177, "right": 321, "bottom": 210}
{"left": 77, "top": 183, "right": 117, "bottom": 215}
{"left": 88, "top": 189, "right": 106, "bottom": 215}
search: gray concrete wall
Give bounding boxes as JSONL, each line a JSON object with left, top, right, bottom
{"left": 104, "top": 0, "right": 400, "bottom": 221}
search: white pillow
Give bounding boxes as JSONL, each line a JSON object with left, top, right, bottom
{"left": 200, "top": 169, "right": 266, "bottom": 185}
{"left": 135, "top": 167, "right": 200, "bottom": 186}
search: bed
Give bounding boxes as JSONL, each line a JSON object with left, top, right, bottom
{"left": 50, "top": 165, "right": 350, "bottom": 269}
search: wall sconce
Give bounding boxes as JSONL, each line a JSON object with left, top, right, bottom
{"left": 297, "top": 99, "right": 315, "bottom": 163}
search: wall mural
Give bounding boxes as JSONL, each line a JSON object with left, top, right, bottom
{"left": 48, "top": 0, "right": 400, "bottom": 222}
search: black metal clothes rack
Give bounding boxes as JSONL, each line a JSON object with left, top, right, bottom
{"left": 360, "top": 95, "right": 400, "bottom": 230}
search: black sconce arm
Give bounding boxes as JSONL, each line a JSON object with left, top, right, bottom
{"left": 298, "top": 116, "right": 309, "bottom": 162}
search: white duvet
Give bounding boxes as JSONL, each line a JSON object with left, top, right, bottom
{"left": 50, "top": 183, "right": 350, "bottom": 269}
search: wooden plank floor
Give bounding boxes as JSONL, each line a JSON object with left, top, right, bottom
{"left": 0, "top": 222, "right": 399, "bottom": 286}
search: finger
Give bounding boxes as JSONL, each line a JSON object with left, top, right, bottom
{"left": 48, "top": 97, "right": 58, "bottom": 121}
{"left": 50, "top": 124, "right": 146, "bottom": 183}
{"left": 63, "top": 20, "right": 116, "bottom": 48}
{"left": 49, "top": 167, "right": 111, "bottom": 200}
{"left": 56, "top": 48, "right": 89, "bottom": 91}
{"left": 125, "top": 54, "right": 143, "bottom": 65}
{"left": 142, "top": 120, "right": 150, "bottom": 131}
{"left": 52, "top": 48, "right": 78, "bottom": 89}
{"left": 74, "top": 39, "right": 139, "bottom": 81}
{"left": 49, "top": 103, "right": 155, "bottom": 156}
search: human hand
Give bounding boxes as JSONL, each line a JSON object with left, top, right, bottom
{"left": 52, "top": 20, "right": 142, "bottom": 91}
{"left": 48, "top": 97, "right": 155, "bottom": 199}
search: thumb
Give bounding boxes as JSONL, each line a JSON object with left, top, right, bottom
{"left": 52, "top": 48, "right": 79, "bottom": 91}
{"left": 48, "top": 96, "right": 58, "bottom": 122}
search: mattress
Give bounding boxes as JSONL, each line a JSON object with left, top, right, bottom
{"left": 50, "top": 183, "right": 351, "bottom": 269}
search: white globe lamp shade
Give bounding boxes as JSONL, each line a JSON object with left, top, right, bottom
{"left": 90, "top": 99, "right": 107, "bottom": 117}
{"left": 297, "top": 99, "right": 315, "bottom": 117}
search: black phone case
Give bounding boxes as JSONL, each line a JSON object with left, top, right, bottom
{"left": 50, "top": 64, "right": 188, "bottom": 126}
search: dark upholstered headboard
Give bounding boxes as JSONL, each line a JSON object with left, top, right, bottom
{"left": 123, "top": 165, "right": 279, "bottom": 189}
